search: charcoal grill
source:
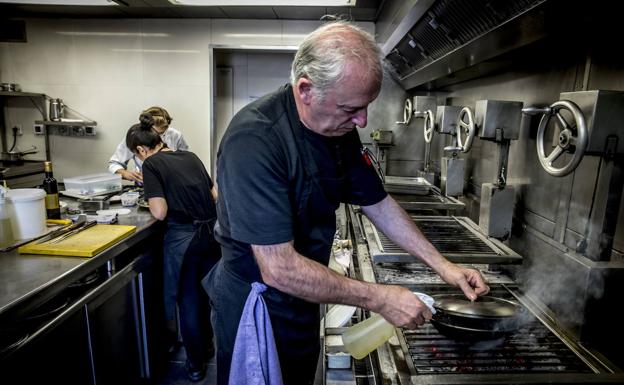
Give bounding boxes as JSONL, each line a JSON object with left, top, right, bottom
{"left": 394, "top": 286, "right": 624, "bottom": 384}
{"left": 370, "top": 258, "right": 624, "bottom": 383}
{"left": 361, "top": 215, "right": 522, "bottom": 264}
{"left": 335, "top": 205, "right": 624, "bottom": 385}
{"left": 383, "top": 176, "right": 465, "bottom": 213}
{"left": 400, "top": 323, "right": 622, "bottom": 384}
{"left": 368, "top": 256, "right": 623, "bottom": 383}
{"left": 391, "top": 190, "right": 465, "bottom": 213}
{"left": 373, "top": 262, "right": 516, "bottom": 289}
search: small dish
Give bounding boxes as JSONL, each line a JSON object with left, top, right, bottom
{"left": 120, "top": 192, "right": 140, "bottom": 207}
{"left": 97, "top": 208, "right": 131, "bottom": 216}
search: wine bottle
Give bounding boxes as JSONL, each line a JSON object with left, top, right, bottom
{"left": 43, "top": 161, "right": 61, "bottom": 219}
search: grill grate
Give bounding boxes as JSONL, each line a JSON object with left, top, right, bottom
{"left": 378, "top": 217, "right": 495, "bottom": 255}
{"left": 403, "top": 323, "right": 593, "bottom": 375}
{"left": 396, "top": 194, "right": 445, "bottom": 203}
{"left": 373, "top": 263, "right": 516, "bottom": 287}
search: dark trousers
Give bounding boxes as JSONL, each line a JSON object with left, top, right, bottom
{"left": 177, "top": 229, "right": 220, "bottom": 367}
{"left": 204, "top": 261, "right": 319, "bottom": 385}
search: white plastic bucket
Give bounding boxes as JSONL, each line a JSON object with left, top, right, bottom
{"left": 6, "top": 188, "right": 46, "bottom": 240}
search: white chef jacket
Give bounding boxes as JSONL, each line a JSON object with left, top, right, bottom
{"left": 107, "top": 126, "right": 189, "bottom": 174}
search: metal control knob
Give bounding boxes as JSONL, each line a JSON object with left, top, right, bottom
{"left": 456, "top": 107, "right": 475, "bottom": 153}
{"left": 536, "top": 100, "right": 588, "bottom": 177}
{"left": 396, "top": 98, "right": 413, "bottom": 125}
{"left": 420, "top": 110, "right": 435, "bottom": 143}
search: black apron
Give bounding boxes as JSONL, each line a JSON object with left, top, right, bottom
{"left": 163, "top": 218, "right": 217, "bottom": 319}
{"left": 205, "top": 89, "right": 345, "bottom": 385}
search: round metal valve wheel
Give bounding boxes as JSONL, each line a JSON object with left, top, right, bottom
{"left": 396, "top": 98, "right": 413, "bottom": 125}
{"left": 536, "top": 100, "right": 588, "bottom": 177}
{"left": 456, "top": 106, "right": 475, "bottom": 153}
{"left": 422, "top": 109, "right": 435, "bottom": 143}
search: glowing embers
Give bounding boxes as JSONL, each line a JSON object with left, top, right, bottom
{"left": 403, "top": 323, "right": 592, "bottom": 375}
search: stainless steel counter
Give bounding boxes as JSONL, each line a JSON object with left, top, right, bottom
{"left": 0, "top": 204, "right": 160, "bottom": 319}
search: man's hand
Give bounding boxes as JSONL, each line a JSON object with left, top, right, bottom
{"left": 362, "top": 196, "right": 490, "bottom": 302}
{"left": 438, "top": 261, "right": 490, "bottom": 301}
{"left": 118, "top": 169, "right": 143, "bottom": 183}
{"left": 374, "top": 285, "right": 433, "bottom": 329}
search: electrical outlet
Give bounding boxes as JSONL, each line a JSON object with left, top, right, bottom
{"left": 34, "top": 124, "right": 45, "bottom": 135}
{"left": 72, "top": 126, "right": 85, "bottom": 136}
{"left": 14, "top": 125, "right": 23, "bottom": 136}
{"left": 84, "top": 126, "right": 96, "bottom": 136}
{"left": 57, "top": 126, "right": 69, "bottom": 136}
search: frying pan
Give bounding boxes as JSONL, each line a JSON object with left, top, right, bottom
{"left": 430, "top": 294, "right": 521, "bottom": 340}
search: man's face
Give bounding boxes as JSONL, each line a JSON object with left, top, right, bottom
{"left": 299, "top": 62, "right": 380, "bottom": 137}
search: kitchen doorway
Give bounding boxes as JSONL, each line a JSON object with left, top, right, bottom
{"left": 210, "top": 46, "right": 296, "bottom": 179}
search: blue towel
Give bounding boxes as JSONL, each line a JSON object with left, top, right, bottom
{"left": 229, "top": 282, "right": 283, "bottom": 385}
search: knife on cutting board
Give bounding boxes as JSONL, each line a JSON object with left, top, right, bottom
{"left": 48, "top": 220, "right": 98, "bottom": 244}
{"left": 35, "top": 216, "right": 87, "bottom": 244}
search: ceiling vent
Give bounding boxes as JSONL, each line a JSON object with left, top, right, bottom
{"left": 379, "top": 0, "right": 548, "bottom": 90}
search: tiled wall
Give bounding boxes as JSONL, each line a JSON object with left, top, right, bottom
{"left": 0, "top": 18, "right": 374, "bottom": 181}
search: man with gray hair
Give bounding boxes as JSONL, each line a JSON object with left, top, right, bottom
{"left": 204, "top": 21, "right": 489, "bottom": 385}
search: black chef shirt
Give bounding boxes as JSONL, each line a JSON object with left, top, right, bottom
{"left": 215, "top": 84, "right": 386, "bottom": 283}
{"left": 143, "top": 150, "right": 216, "bottom": 223}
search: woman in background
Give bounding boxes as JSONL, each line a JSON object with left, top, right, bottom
{"left": 126, "top": 113, "right": 219, "bottom": 382}
{"left": 110, "top": 106, "right": 188, "bottom": 183}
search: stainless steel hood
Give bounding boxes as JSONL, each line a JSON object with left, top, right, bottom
{"left": 0, "top": 0, "right": 382, "bottom": 21}
{"left": 378, "top": 0, "right": 550, "bottom": 91}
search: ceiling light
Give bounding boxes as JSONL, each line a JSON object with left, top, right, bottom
{"left": 1, "top": 0, "right": 116, "bottom": 5}
{"left": 169, "top": 0, "right": 355, "bottom": 6}
{"left": 56, "top": 31, "right": 169, "bottom": 37}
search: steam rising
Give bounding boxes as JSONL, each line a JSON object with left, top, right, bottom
{"left": 515, "top": 251, "right": 605, "bottom": 331}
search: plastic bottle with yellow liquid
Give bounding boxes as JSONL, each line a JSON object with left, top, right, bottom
{"left": 341, "top": 313, "right": 395, "bottom": 359}
{"left": 341, "top": 292, "right": 435, "bottom": 360}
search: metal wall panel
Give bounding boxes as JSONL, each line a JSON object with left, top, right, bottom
{"left": 362, "top": 73, "right": 414, "bottom": 176}
{"left": 381, "top": 43, "right": 623, "bottom": 260}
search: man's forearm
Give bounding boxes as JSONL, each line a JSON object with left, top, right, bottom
{"left": 362, "top": 196, "right": 452, "bottom": 273}
{"left": 252, "top": 243, "right": 385, "bottom": 311}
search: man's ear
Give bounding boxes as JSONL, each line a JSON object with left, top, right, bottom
{"left": 295, "top": 78, "right": 314, "bottom": 105}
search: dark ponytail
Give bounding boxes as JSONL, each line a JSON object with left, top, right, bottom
{"left": 125, "top": 112, "right": 163, "bottom": 153}
{"left": 138, "top": 112, "right": 154, "bottom": 130}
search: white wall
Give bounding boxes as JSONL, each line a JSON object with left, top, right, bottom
{"left": 0, "top": 18, "right": 374, "bottom": 181}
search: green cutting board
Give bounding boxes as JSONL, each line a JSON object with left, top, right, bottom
{"left": 18, "top": 224, "right": 137, "bottom": 257}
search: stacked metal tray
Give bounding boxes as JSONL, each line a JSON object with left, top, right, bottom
{"left": 383, "top": 176, "right": 432, "bottom": 195}
{"left": 361, "top": 215, "right": 522, "bottom": 265}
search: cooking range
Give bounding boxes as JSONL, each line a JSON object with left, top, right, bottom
{"left": 344, "top": 207, "right": 624, "bottom": 384}
{"left": 374, "top": 264, "right": 624, "bottom": 384}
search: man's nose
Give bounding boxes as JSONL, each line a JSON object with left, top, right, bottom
{"left": 352, "top": 108, "right": 368, "bottom": 128}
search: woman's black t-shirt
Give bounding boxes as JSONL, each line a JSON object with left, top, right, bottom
{"left": 142, "top": 150, "right": 216, "bottom": 223}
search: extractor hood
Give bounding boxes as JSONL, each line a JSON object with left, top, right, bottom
{"left": 377, "top": 0, "right": 550, "bottom": 91}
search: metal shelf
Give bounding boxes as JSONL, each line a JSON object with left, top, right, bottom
{"left": 0, "top": 91, "right": 46, "bottom": 98}
{"left": 34, "top": 120, "right": 97, "bottom": 137}
{"left": 35, "top": 120, "right": 97, "bottom": 126}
